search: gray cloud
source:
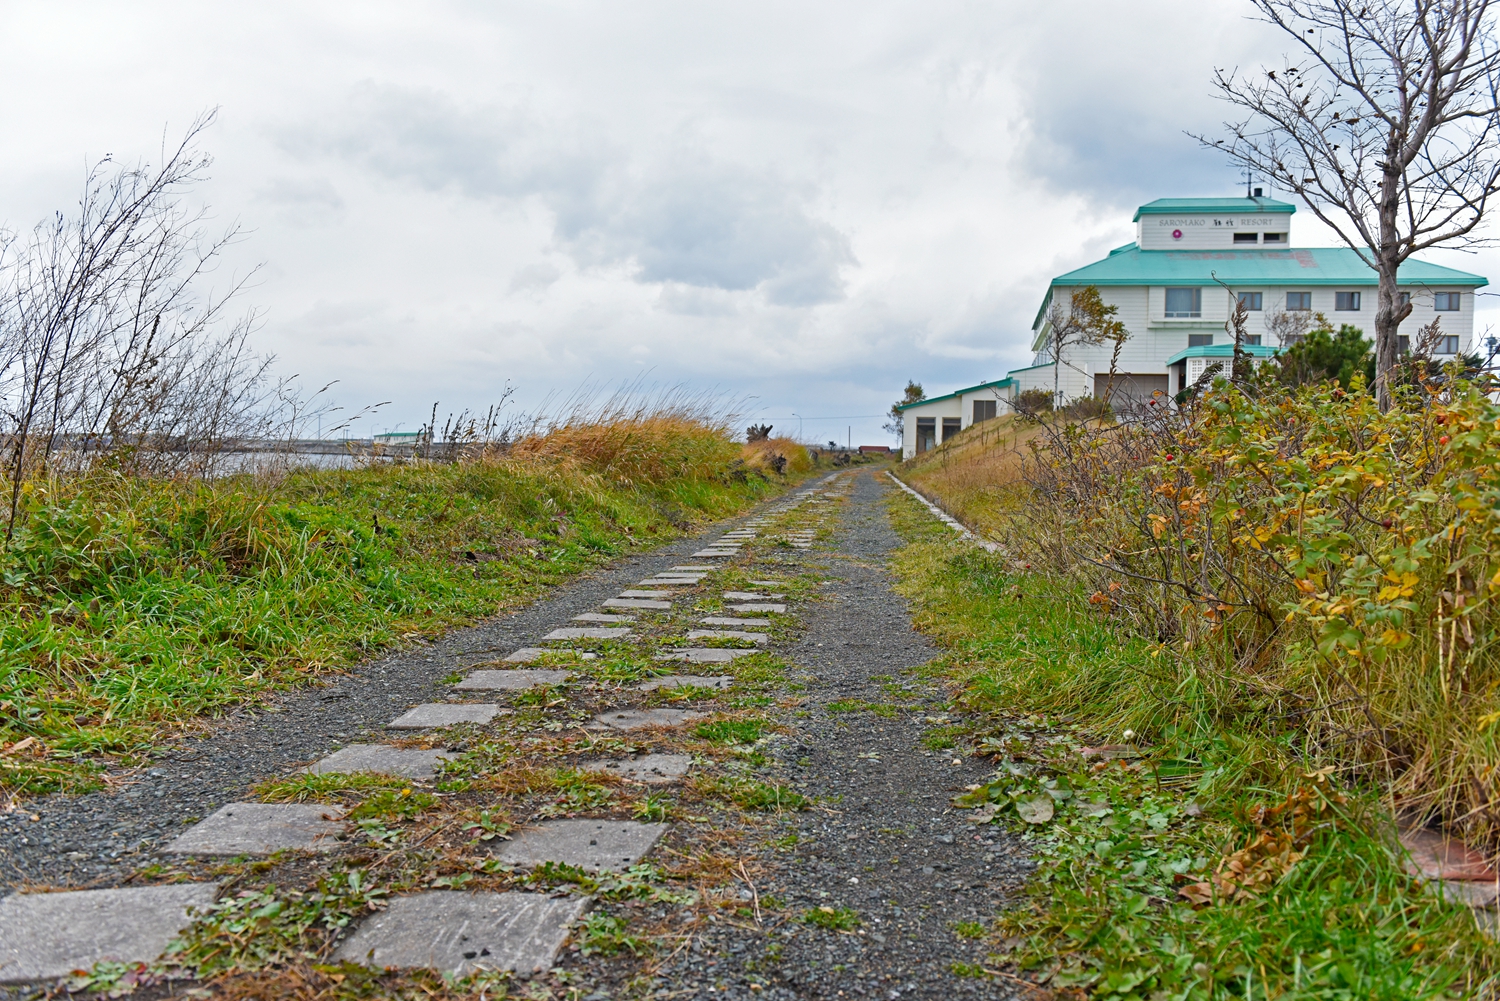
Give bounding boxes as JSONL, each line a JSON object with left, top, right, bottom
{"left": 288, "top": 84, "right": 852, "bottom": 303}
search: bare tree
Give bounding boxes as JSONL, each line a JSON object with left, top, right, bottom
{"left": 1044, "top": 285, "right": 1128, "bottom": 405}
{"left": 1266, "top": 305, "right": 1315, "bottom": 346}
{"left": 0, "top": 111, "right": 287, "bottom": 539}
{"left": 1199, "top": 0, "right": 1500, "bottom": 409}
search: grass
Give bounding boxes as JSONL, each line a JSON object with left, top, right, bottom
{"left": 802, "top": 905, "right": 860, "bottom": 931}
{"left": 897, "top": 415, "right": 1037, "bottom": 538}
{"left": 693, "top": 719, "right": 767, "bottom": 744}
{"left": 883, "top": 486, "right": 1500, "bottom": 999}
{"left": 0, "top": 424, "right": 795, "bottom": 800}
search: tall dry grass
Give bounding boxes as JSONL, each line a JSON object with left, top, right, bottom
{"left": 740, "top": 436, "right": 812, "bottom": 478}
{"left": 900, "top": 416, "right": 1036, "bottom": 537}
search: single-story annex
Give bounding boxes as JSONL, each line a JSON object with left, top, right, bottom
{"left": 896, "top": 192, "right": 1488, "bottom": 459}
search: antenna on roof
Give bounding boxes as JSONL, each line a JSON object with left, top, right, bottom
{"left": 1243, "top": 169, "right": 1255, "bottom": 198}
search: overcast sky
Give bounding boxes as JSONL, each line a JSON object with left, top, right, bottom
{"left": 2, "top": 1, "right": 1496, "bottom": 444}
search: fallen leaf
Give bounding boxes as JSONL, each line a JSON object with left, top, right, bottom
{"left": 1017, "top": 797, "right": 1054, "bottom": 824}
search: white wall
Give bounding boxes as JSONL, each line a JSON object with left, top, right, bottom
{"left": 1137, "top": 212, "right": 1293, "bottom": 250}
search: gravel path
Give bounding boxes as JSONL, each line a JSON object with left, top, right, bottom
{"left": 646, "top": 470, "right": 1031, "bottom": 1000}
{"left": 0, "top": 520, "right": 785, "bottom": 891}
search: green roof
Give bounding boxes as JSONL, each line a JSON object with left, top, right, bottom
{"left": 1133, "top": 197, "right": 1297, "bottom": 221}
{"left": 1051, "top": 246, "right": 1487, "bottom": 289}
{"left": 1165, "top": 343, "right": 1280, "bottom": 365}
{"left": 895, "top": 377, "right": 1013, "bottom": 412}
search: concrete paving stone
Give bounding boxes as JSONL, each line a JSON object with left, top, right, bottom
{"left": 542, "top": 627, "right": 634, "bottom": 641}
{"left": 636, "top": 579, "right": 695, "bottom": 587}
{"left": 334, "top": 891, "right": 587, "bottom": 976}
{"left": 590, "top": 708, "right": 705, "bottom": 730}
{"left": 389, "top": 703, "right": 501, "bottom": 729}
{"left": 0, "top": 883, "right": 220, "bottom": 984}
{"left": 669, "top": 565, "right": 715, "bottom": 571}
{"left": 490, "top": 819, "right": 669, "bottom": 871}
{"left": 307, "top": 744, "right": 454, "bottom": 779}
{"left": 581, "top": 753, "right": 693, "bottom": 784}
{"left": 686, "top": 629, "right": 768, "bottom": 644}
{"left": 503, "top": 647, "right": 597, "bottom": 663}
{"left": 572, "top": 612, "right": 636, "bottom": 623}
{"left": 691, "top": 550, "right": 736, "bottom": 558}
{"left": 455, "top": 670, "right": 571, "bottom": 691}
{"left": 617, "top": 590, "right": 676, "bottom": 598}
{"left": 654, "top": 648, "right": 757, "bottom": 663}
{"left": 164, "top": 802, "right": 346, "bottom": 855}
{"left": 638, "top": 674, "right": 734, "bottom": 691}
{"left": 601, "top": 598, "right": 672, "bottom": 610}
{"left": 728, "top": 603, "right": 787, "bottom": 613}
{"left": 699, "top": 616, "right": 773, "bottom": 626}
{"left": 722, "top": 591, "right": 784, "bottom": 600}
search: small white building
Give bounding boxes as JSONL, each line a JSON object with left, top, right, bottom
{"left": 896, "top": 377, "right": 1012, "bottom": 458}
{"left": 898, "top": 194, "right": 1490, "bottom": 458}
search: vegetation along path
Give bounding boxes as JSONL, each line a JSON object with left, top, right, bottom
{"left": 0, "top": 468, "right": 1031, "bottom": 1001}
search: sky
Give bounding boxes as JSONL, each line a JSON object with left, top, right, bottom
{"left": 2, "top": 1, "right": 1497, "bottom": 445}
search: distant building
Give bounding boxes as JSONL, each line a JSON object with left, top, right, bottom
{"left": 858, "top": 445, "right": 892, "bottom": 455}
{"left": 896, "top": 194, "right": 1489, "bottom": 459}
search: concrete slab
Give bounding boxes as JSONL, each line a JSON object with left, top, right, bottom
{"left": 502, "top": 647, "right": 596, "bottom": 663}
{"left": 581, "top": 753, "right": 694, "bottom": 784}
{"left": 728, "top": 603, "right": 787, "bottom": 614}
{"left": 0, "top": 883, "right": 220, "bottom": 984}
{"left": 723, "top": 591, "right": 784, "bottom": 600}
{"left": 164, "top": 802, "right": 346, "bottom": 855}
{"left": 654, "top": 648, "right": 757, "bottom": 663}
{"left": 601, "top": 599, "right": 671, "bottom": 610}
{"left": 572, "top": 612, "right": 636, "bottom": 623}
{"left": 543, "top": 627, "right": 633, "bottom": 641}
{"left": 334, "top": 891, "right": 587, "bottom": 976}
{"left": 617, "top": 590, "right": 676, "bottom": 598}
{"left": 670, "top": 565, "right": 714, "bottom": 571}
{"left": 389, "top": 703, "right": 500, "bottom": 729}
{"left": 307, "top": 744, "right": 454, "bottom": 779}
{"left": 699, "top": 616, "right": 774, "bottom": 627}
{"left": 491, "top": 819, "right": 669, "bottom": 872}
{"left": 591, "top": 708, "right": 704, "bottom": 730}
{"left": 455, "top": 670, "right": 571, "bottom": 691}
{"left": 686, "top": 629, "right": 768, "bottom": 644}
{"left": 639, "top": 675, "right": 733, "bottom": 691}
{"left": 691, "top": 550, "right": 736, "bottom": 558}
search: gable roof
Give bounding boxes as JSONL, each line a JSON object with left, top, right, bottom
{"left": 1050, "top": 245, "right": 1488, "bottom": 289}
{"left": 895, "top": 377, "right": 1013, "bottom": 412}
{"left": 1133, "top": 196, "right": 1297, "bottom": 221}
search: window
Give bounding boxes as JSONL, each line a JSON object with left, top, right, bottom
{"left": 1245, "top": 334, "right": 1262, "bottom": 345}
{"left": 1263, "top": 232, "right": 1286, "bottom": 243}
{"left": 1286, "top": 291, "right": 1312, "bottom": 310}
{"left": 1237, "top": 292, "right": 1263, "bottom": 311}
{"left": 1233, "top": 232, "right": 1259, "bottom": 244}
{"left": 1399, "top": 292, "right": 1411, "bottom": 308}
{"left": 972, "top": 399, "right": 997, "bottom": 423}
{"left": 1188, "top": 333, "right": 1214, "bottom": 347}
{"left": 1165, "top": 287, "right": 1202, "bottom": 317}
{"left": 942, "top": 417, "right": 961, "bottom": 442}
{"left": 1438, "top": 335, "right": 1461, "bottom": 355}
{"left": 1398, "top": 335, "right": 1410, "bottom": 354}
{"left": 915, "top": 417, "right": 936, "bottom": 454}
{"left": 1435, "top": 292, "right": 1462, "bottom": 311}
{"left": 1335, "top": 291, "right": 1362, "bottom": 311}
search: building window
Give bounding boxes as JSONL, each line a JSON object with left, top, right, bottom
{"left": 1263, "top": 232, "right": 1286, "bottom": 243}
{"left": 1398, "top": 335, "right": 1410, "bottom": 354}
{"left": 972, "top": 399, "right": 997, "bottom": 423}
{"left": 941, "top": 417, "right": 961, "bottom": 442}
{"left": 1286, "top": 291, "right": 1312, "bottom": 310}
{"left": 1399, "top": 292, "right": 1411, "bottom": 308}
{"left": 1438, "top": 335, "right": 1461, "bottom": 355}
{"left": 1237, "top": 292, "right": 1263, "bottom": 311}
{"left": 1335, "top": 291, "right": 1362, "bottom": 311}
{"left": 915, "top": 417, "right": 936, "bottom": 454}
{"left": 1435, "top": 292, "right": 1461, "bottom": 311}
{"left": 1188, "top": 333, "right": 1214, "bottom": 347}
{"left": 1165, "top": 287, "right": 1202, "bottom": 317}
{"left": 1245, "top": 334, "right": 1262, "bottom": 345}
{"left": 1233, "top": 232, "right": 1259, "bottom": 244}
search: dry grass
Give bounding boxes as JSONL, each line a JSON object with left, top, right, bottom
{"left": 899, "top": 416, "right": 1037, "bottom": 537}
{"left": 740, "top": 436, "right": 812, "bottom": 477}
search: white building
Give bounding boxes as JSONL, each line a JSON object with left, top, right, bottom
{"left": 896, "top": 378, "right": 1012, "bottom": 458}
{"left": 897, "top": 194, "right": 1488, "bottom": 458}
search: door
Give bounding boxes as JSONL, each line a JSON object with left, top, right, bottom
{"left": 915, "top": 417, "right": 936, "bottom": 453}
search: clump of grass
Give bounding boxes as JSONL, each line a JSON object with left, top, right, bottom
{"left": 348, "top": 787, "right": 436, "bottom": 822}
{"left": 576, "top": 913, "right": 649, "bottom": 957}
{"left": 802, "top": 906, "right": 859, "bottom": 931}
{"left": 254, "top": 772, "right": 409, "bottom": 803}
{"left": 693, "top": 719, "right": 766, "bottom": 744}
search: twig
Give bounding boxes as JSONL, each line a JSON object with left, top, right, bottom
{"left": 736, "top": 859, "right": 762, "bottom": 926}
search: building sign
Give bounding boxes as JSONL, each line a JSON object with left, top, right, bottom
{"left": 1155, "top": 216, "right": 1287, "bottom": 228}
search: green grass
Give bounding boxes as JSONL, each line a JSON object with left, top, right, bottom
{"left": 693, "top": 719, "right": 766, "bottom": 744}
{"left": 883, "top": 487, "right": 1500, "bottom": 1000}
{"left": 0, "top": 458, "right": 786, "bottom": 797}
{"left": 802, "top": 905, "right": 860, "bottom": 931}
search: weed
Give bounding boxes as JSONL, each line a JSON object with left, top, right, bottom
{"left": 348, "top": 788, "right": 436, "bottom": 822}
{"left": 953, "top": 921, "right": 985, "bottom": 939}
{"left": 922, "top": 727, "right": 961, "bottom": 751}
{"left": 950, "top": 962, "right": 988, "bottom": 978}
{"left": 462, "top": 809, "right": 512, "bottom": 842}
{"left": 535, "top": 769, "right": 612, "bottom": 818}
{"left": 729, "top": 781, "right": 808, "bottom": 812}
{"left": 633, "top": 793, "right": 672, "bottom": 822}
{"left": 802, "top": 906, "right": 859, "bottom": 931}
{"left": 254, "top": 772, "right": 407, "bottom": 804}
{"left": 577, "top": 913, "right": 648, "bottom": 957}
{"left": 693, "top": 719, "right": 765, "bottom": 744}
